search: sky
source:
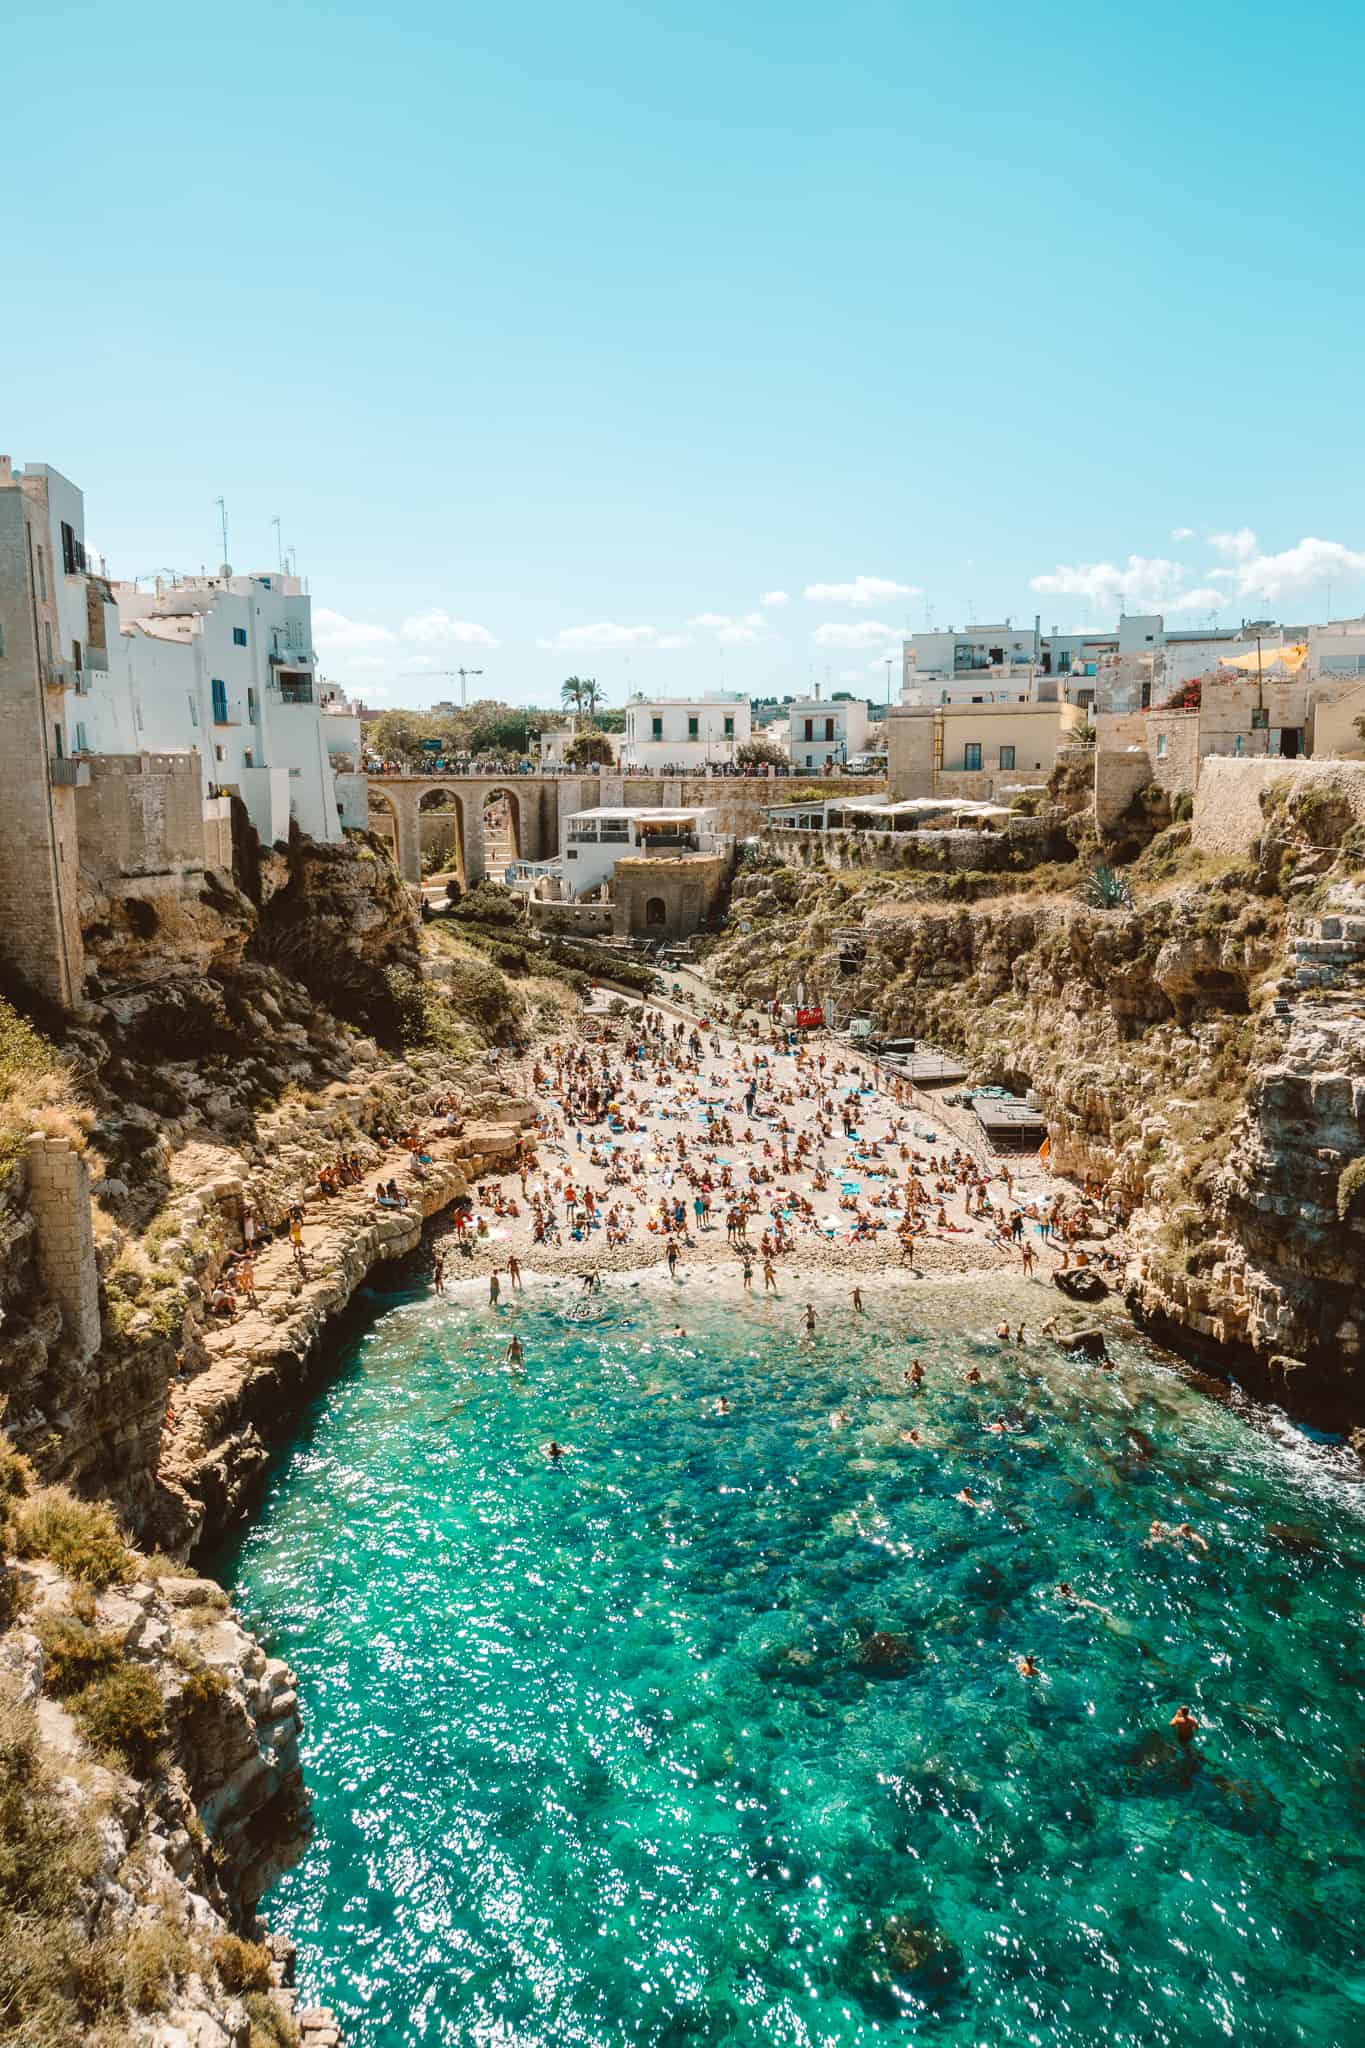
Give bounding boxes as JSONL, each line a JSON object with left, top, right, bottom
{"left": 8, "top": 0, "right": 1365, "bottom": 710}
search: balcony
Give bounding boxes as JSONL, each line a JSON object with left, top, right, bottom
{"left": 49, "top": 758, "right": 91, "bottom": 788}
{"left": 275, "top": 672, "right": 315, "bottom": 705}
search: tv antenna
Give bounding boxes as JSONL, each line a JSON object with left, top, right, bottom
{"left": 272, "top": 515, "right": 284, "bottom": 570}
{"left": 214, "top": 496, "right": 229, "bottom": 572}
{"left": 400, "top": 666, "right": 484, "bottom": 708}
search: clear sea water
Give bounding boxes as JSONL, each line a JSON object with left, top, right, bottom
{"left": 219, "top": 1275, "right": 1365, "bottom": 2047}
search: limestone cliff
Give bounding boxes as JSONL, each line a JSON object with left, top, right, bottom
{"left": 711, "top": 822, "right": 1365, "bottom": 1430}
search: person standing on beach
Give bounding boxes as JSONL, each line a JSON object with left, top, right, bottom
{"left": 508, "top": 1252, "right": 523, "bottom": 1290}
{"left": 763, "top": 1257, "right": 777, "bottom": 1293}
{"left": 803, "top": 1302, "right": 817, "bottom": 1334}
{"left": 489, "top": 1270, "right": 501, "bottom": 1307}
{"left": 667, "top": 1241, "right": 679, "bottom": 1280}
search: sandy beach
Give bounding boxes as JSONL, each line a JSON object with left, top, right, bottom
{"left": 434, "top": 988, "right": 1126, "bottom": 1305}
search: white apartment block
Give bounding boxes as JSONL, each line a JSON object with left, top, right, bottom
{"left": 787, "top": 696, "right": 868, "bottom": 771}
{"left": 620, "top": 692, "right": 750, "bottom": 770}
{"left": 15, "top": 462, "right": 358, "bottom": 849}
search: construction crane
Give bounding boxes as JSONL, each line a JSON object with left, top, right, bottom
{"left": 399, "top": 666, "right": 485, "bottom": 708}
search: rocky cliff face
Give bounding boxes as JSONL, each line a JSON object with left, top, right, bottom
{"left": 711, "top": 832, "right": 1365, "bottom": 1430}
{"left": 1, "top": 1531, "right": 334, "bottom": 2046}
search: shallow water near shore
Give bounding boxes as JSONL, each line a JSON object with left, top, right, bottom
{"left": 220, "top": 1277, "right": 1365, "bottom": 2047}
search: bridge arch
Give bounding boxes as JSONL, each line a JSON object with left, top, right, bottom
{"left": 480, "top": 786, "right": 521, "bottom": 878}
{"left": 418, "top": 786, "right": 467, "bottom": 890}
{"left": 368, "top": 786, "right": 402, "bottom": 870}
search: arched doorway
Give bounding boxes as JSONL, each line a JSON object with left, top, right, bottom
{"left": 418, "top": 787, "right": 466, "bottom": 890}
{"left": 481, "top": 787, "right": 520, "bottom": 879}
{"left": 645, "top": 895, "right": 668, "bottom": 928}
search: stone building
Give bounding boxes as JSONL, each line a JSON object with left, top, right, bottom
{"left": 886, "top": 700, "right": 1086, "bottom": 802}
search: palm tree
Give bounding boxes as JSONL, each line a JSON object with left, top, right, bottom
{"left": 560, "top": 675, "right": 602, "bottom": 727}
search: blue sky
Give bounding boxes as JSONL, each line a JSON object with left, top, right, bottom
{"left": 8, "top": 0, "right": 1365, "bottom": 708}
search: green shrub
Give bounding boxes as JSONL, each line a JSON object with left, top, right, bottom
{"left": 213, "top": 1933, "right": 275, "bottom": 1995}
{"left": 0, "top": 1682, "right": 104, "bottom": 2041}
{"left": 1338, "top": 1156, "right": 1365, "bottom": 1222}
{"left": 449, "top": 881, "right": 524, "bottom": 929}
{"left": 69, "top": 1664, "right": 166, "bottom": 1773}
{"left": 0, "top": 1434, "right": 32, "bottom": 1508}
{"left": 9, "top": 1487, "right": 132, "bottom": 1589}
{"left": 245, "top": 1988, "right": 300, "bottom": 2048}
{"left": 35, "top": 1616, "right": 122, "bottom": 1698}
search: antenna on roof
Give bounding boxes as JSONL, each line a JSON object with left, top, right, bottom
{"left": 272, "top": 515, "right": 284, "bottom": 571}
{"left": 214, "top": 496, "right": 230, "bottom": 576}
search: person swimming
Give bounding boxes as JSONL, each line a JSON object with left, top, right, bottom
{"left": 1016, "top": 1652, "right": 1040, "bottom": 1678}
{"left": 1170, "top": 1704, "right": 1199, "bottom": 1747}
{"left": 505, "top": 1335, "right": 524, "bottom": 1365}
{"left": 546, "top": 1440, "right": 565, "bottom": 1462}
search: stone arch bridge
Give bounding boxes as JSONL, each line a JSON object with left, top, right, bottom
{"left": 367, "top": 774, "right": 566, "bottom": 888}
{"left": 367, "top": 770, "right": 865, "bottom": 889}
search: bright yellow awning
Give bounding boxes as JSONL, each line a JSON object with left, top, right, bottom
{"left": 1217, "top": 642, "right": 1308, "bottom": 675}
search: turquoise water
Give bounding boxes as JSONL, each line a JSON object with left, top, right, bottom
{"left": 221, "top": 1277, "right": 1365, "bottom": 2047}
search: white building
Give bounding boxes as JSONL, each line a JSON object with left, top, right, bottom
{"left": 561, "top": 804, "right": 720, "bottom": 898}
{"left": 16, "top": 463, "right": 359, "bottom": 850}
{"left": 620, "top": 692, "right": 750, "bottom": 771}
{"left": 786, "top": 696, "right": 869, "bottom": 771}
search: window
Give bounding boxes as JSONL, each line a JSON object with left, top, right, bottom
{"left": 74, "top": 722, "right": 88, "bottom": 753}
{"left": 59, "top": 520, "right": 84, "bottom": 577}
{"left": 187, "top": 693, "right": 198, "bottom": 727}
{"left": 963, "top": 742, "right": 982, "bottom": 771}
{"left": 1233, "top": 734, "right": 1244, "bottom": 756}
{"left": 233, "top": 625, "right": 248, "bottom": 647}
{"left": 1156, "top": 733, "right": 1168, "bottom": 759}
{"left": 803, "top": 719, "right": 814, "bottom": 740}
{"left": 645, "top": 896, "right": 667, "bottom": 927}
{"left": 999, "top": 745, "right": 1016, "bottom": 770}
{"left": 247, "top": 688, "right": 257, "bottom": 722}
{"left": 71, "top": 638, "right": 82, "bottom": 671}
{"left": 211, "top": 677, "right": 229, "bottom": 724}
{"left": 652, "top": 716, "right": 663, "bottom": 740}
{"left": 688, "top": 716, "right": 699, "bottom": 739}
{"left": 723, "top": 716, "right": 734, "bottom": 738}
{"left": 215, "top": 744, "right": 225, "bottom": 762}
{"left": 44, "top": 621, "right": 53, "bottom": 670}
{"left": 244, "top": 749, "right": 254, "bottom": 767}
{"left": 52, "top": 723, "right": 64, "bottom": 759}
{"left": 824, "top": 718, "right": 835, "bottom": 741}
{"left": 0, "top": 621, "right": 5, "bottom": 657}
{"left": 36, "top": 546, "right": 46, "bottom": 601}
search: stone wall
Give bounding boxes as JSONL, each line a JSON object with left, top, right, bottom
{"left": 75, "top": 752, "right": 209, "bottom": 884}
{"left": 1143, "top": 710, "right": 1203, "bottom": 795}
{"left": 1095, "top": 749, "right": 1156, "bottom": 828}
{"left": 24, "top": 1132, "right": 100, "bottom": 1362}
{"left": 763, "top": 815, "right": 1065, "bottom": 873}
{"left": 611, "top": 852, "right": 730, "bottom": 939}
{"left": 1193, "top": 756, "right": 1365, "bottom": 857}
{"left": 529, "top": 898, "right": 615, "bottom": 936}
{"left": 0, "top": 485, "right": 84, "bottom": 1007}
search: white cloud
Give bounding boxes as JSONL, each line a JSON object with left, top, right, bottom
{"left": 1217, "top": 536, "right": 1365, "bottom": 602}
{"left": 537, "top": 622, "right": 693, "bottom": 651}
{"left": 760, "top": 589, "right": 790, "bottom": 607}
{"left": 839, "top": 669, "right": 864, "bottom": 683}
{"left": 686, "top": 610, "right": 774, "bottom": 647}
{"left": 813, "top": 619, "right": 904, "bottom": 649}
{"left": 1163, "top": 586, "right": 1229, "bottom": 614}
{"left": 1208, "top": 526, "right": 1258, "bottom": 561}
{"left": 1170, "top": 526, "right": 1195, "bottom": 541}
{"left": 1028, "top": 554, "right": 1189, "bottom": 612}
{"left": 340, "top": 654, "right": 397, "bottom": 673}
{"left": 804, "top": 574, "right": 919, "bottom": 605}
{"left": 400, "top": 608, "right": 498, "bottom": 647}
{"left": 313, "top": 607, "right": 397, "bottom": 649}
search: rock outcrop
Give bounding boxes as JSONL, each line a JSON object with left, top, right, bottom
{"left": 711, "top": 841, "right": 1365, "bottom": 1429}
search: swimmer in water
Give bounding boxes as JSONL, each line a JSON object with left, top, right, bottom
{"left": 1016, "top": 1653, "right": 1040, "bottom": 1678}
{"left": 716, "top": 1395, "right": 730, "bottom": 1415}
{"left": 505, "top": 1335, "right": 524, "bottom": 1365}
{"left": 964, "top": 1366, "right": 983, "bottom": 1386}
{"left": 803, "top": 1303, "right": 817, "bottom": 1333}
{"left": 546, "top": 1440, "right": 565, "bottom": 1463}
{"left": 985, "top": 1415, "right": 1008, "bottom": 1435}
{"left": 1170, "top": 1704, "right": 1199, "bottom": 1747}
{"left": 1176, "top": 1521, "right": 1209, "bottom": 1552}
{"left": 852, "top": 1286, "right": 863, "bottom": 1312}
{"left": 899, "top": 1427, "right": 922, "bottom": 1446}
{"left": 956, "top": 1486, "right": 983, "bottom": 1508}
{"left": 909, "top": 1358, "right": 925, "bottom": 1389}
{"left": 996, "top": 1320, "right": 1010, "bottom": 1340}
